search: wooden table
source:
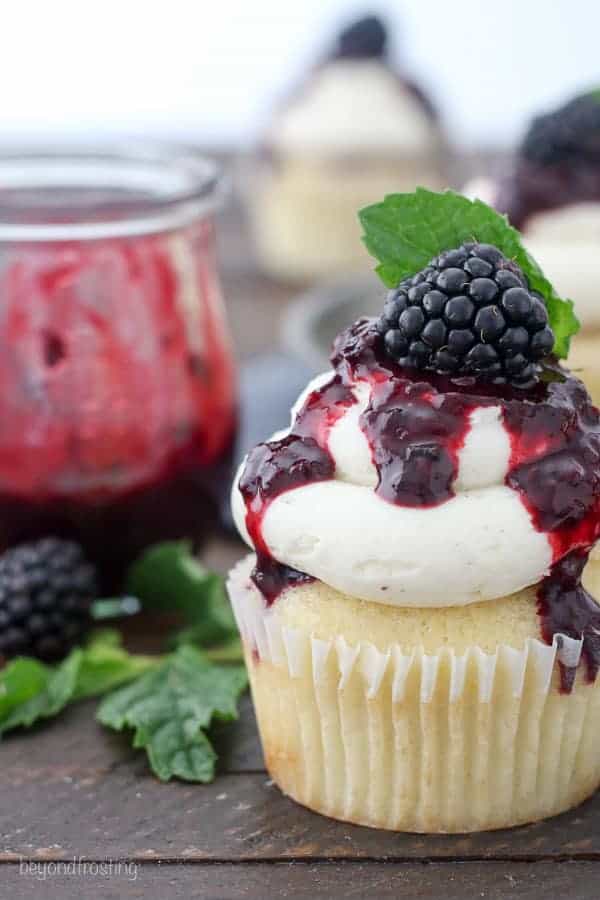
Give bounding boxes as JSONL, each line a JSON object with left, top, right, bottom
{"left": 2, "top": 191, "right": 600, "bottom": 900}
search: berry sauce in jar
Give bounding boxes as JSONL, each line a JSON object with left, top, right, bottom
{"left": 0, "top": 148, "right": 236, "bottom": 587}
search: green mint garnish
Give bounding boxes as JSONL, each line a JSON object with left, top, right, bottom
{"left": 127, "top": 541, "right": 239, "bottom": 652}
{"left": 0, "top": 652, "right": 81, "bottom": 735}
{"left": 97, "top": 644, "right": 247, "bottom": 783}
{"left": 359, "top": 187, "right": 580, "bottom": 359}
{"left": 0, "top": 631, "right": 154, "bottom": 736}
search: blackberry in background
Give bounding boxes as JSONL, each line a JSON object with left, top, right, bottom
{"left": 334, "top": 15, "right": 387, "bottom": 59}
{"left": 377, "top": 242, "right": 555, "bottom": 386}
{"left": 0, "top": 538, "right": 98, "bottom": 662}
{"left": 522, "top": 90, "right": 600, "bottom": 167}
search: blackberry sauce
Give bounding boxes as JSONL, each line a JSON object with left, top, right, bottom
{"left": 240, "top": 319, "right": 600, "bottom": 688}
{"left": 239, "top": 377, "right": 354, "bottom": 604}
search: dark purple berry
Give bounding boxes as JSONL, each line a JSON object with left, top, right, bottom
{"left": 474, "top": 306, "right": 506, "bottom": 341}
{"left": 438, "top": 248, "right": 468, "bottom": 269}
{"left": 531, "top": 326, "right": 555, "bottom": 359}
{"left": 335, "top": 15, "right": 387, "bottom": 59}
{"left": 447, "top": 329, "right": 475, "bottom": 355}
{"left": 469, "top": 278, "right": 499, "bottom": 304}
{"left": 504, "top": 353, "right": 529, "bottom": 376}
{"left": 464, "top": 257, "right": 493, "bottom": 277}
{"left": 385, "top": 329, "right": 409, "bottom": 358}
{"left": 435, "top": 349, "right": 460, "bottom": 371}
{"left": 445, "top": 296, "right": 474, "bottom": 327}
{"left": 501, "top": 287, "right": 533, "bottom": 322}
{"left": 0, "top": 538, "right": 97, "bottom": 662}
{"left": 498, "top": 326, "right": 530, "bottom": 356}
{"left": 422, "top": 319, "right": 447, "bottom": 349}
{"left": 495, "top": 269, "right": 524, "bottom": 291}
{"left": 423, "top": 290, "right": 446, "bottom": 317}
{"left": 521, "top": 89, "right": 600, "bottom": 167}
{"left": 473, "top": 243, "right": 503, "bottom": 264}
{"left": 377, "top": 240, "right": 555, "bottom": 384}
{"left": 436, "top": 267, "right": 468, "bottom": 293}
{"left": 399, "top": 307, "right": 425, "bottom": 338}
{"left": 528, "top": 298, "right": 549, "bottom": 330}
{"left": 409, "top": 340, "right": 431, "bottom": 364}
{"left": 466, "top": 343, "right": 499, "bottom": 371}
{"left": 408, "top": 283, "right": 431, "bottom": 304}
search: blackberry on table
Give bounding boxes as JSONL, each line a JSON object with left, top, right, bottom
{"left": 377, "top": 242, "right": 554, "bottom": 385}
{"left": 0, "top": 538, "right": 97, "bottom": 662}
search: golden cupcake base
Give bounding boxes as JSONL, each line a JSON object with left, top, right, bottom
{"left": 230, "top": 555, "right": 600, "bottom": 833}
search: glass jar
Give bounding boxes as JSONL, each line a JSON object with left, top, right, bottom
{"left": 0, "top": 145, "right": 236, "bottom": 586}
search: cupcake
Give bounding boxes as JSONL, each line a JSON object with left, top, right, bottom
{"left": 474, "top": 91, "right": 600, "bottom": 399}
{"left": 228, "top": 189, "right": 600, "bottom": 833}
{"left": 248, "top": 16, "right": 447, "bottom": 282}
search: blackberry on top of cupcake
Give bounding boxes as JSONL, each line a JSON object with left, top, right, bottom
{"left": 378, "top": 240, "right": 555, "bottom": 387}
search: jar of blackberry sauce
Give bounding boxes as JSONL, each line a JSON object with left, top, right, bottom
{"left": 0, "top": 145, "right": 236, "bottom": 587}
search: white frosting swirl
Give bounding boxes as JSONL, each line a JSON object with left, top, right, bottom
{"left": 525, "top": 203, "right": 600, "bottom": 331}
{"left": 269, "top": 60, "right": 438, "bottom": 156}
{"left": 231, "top": 374, "right": 553, "bottom": 608}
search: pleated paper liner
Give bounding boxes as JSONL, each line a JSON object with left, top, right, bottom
{"left": 228, "top": 555, "right": 600, "bottom": 833}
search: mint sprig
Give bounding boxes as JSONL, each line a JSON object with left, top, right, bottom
{"left": 359, "top": 188, "right": 580, "bottom": 359}
{"left": 0, "top": 652, "right": 82, "bottom": 735}
{"left": 0, "top": 631, "right": 154, "bottom": 736}
{"left": 98, "top": 645, "right": 247, "bottom": 783}
{"left": 126, "top": 541, "right": 239, "bottom": 653}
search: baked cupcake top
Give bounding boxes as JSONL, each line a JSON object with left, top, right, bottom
{"left": 232, "top": 190, "right": 600, "bottom": 688}
{"left": 265, "top": 16, "right": 439, "bottom": 158}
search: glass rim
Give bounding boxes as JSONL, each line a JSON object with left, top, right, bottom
{"left": 0, "top": 142, "right": 226, "bottom": 242}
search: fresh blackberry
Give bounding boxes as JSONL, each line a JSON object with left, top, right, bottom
{"left": 334, "top": 15, "right": 387, "bottom": 59}
{"left": 522, "top": 90, "right": 600, "bottom": 166}
{"left": 377, "top": 242, "right": 555, "bottom": 385}
{"left": 0, "top": 538, "right": 97, "bottom": 662}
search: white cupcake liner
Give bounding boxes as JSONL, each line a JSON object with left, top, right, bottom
{"left": 228, "top": 555, "right": 600, "bottom": 832}
{"left": 228, "top": 556, "right": 584, "bottom": 702}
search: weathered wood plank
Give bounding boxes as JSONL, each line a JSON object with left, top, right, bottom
{"left": 2, "top": 750, "right": 600, "bottom": 863}
{"left": 3, "top": 860, "right": 600, "bottom": 900}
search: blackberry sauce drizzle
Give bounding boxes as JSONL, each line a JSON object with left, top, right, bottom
{"left": 239, "top": 377, "right": 355, "bottom": 605}
{"left": 240, "top": 319, "right": 600, "bottom": 690}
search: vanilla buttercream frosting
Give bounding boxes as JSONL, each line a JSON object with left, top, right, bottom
{"left": 232, "top": 370, "right": 552, "bottom": 608}
{"left": 268, "top": 60, "right": 439, "bottom": 156}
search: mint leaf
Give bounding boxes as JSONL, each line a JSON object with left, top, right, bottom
{"left": 97, "top": 645, "right": 247, "bottom": 782}
{"left": 73, "top": 630, "right": 158, "bottom": 701}
{"left": 0, "top": 650, "right": 81, "bottom": 736}
{"left": 127, "top": 541, "right": 237, "bottom": 648}
{"left": 359, "top": 187, "right": 580, "bottom": 358}
{"left": 0, "top": 657, "right": 51, "bottom": 721}
{"left": 0, "top": 632, "right": 158, "bottom": 735}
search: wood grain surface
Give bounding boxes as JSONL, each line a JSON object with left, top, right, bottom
{"left": 2, "top": 167, "right": 599, "bottom": 899}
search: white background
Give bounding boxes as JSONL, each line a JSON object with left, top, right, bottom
{"left": 2, "top": 0, "right": 598, "bottom": 149}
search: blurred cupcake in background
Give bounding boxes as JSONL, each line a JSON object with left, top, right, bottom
{"left": 466, "top": 90, "right": 600, "bottom": 397}
{"left": 247, "top": 14, "right": 448, "bottom": 282}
